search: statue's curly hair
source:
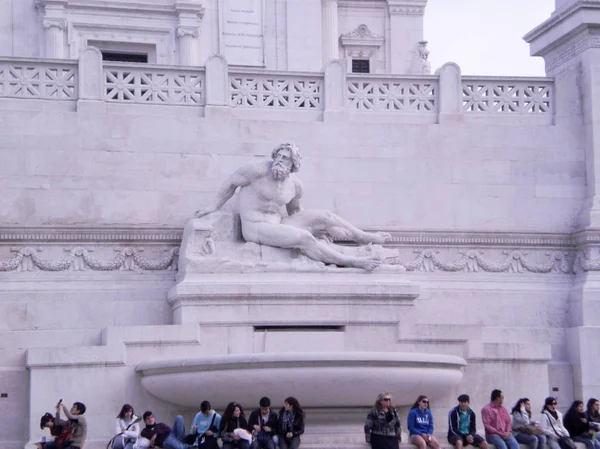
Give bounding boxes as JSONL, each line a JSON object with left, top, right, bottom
{"left": 271, "top": 142, "right": 302, "bottom": 173}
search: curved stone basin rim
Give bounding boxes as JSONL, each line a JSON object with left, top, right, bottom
{"left": 136, "top": 351, "right": 467, "bottom": 376}
{"left": 137, "top": 352, "right": 467, "bottom": 409}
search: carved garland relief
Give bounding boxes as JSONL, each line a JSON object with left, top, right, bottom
{"left": 3, "top": 242, "right": 600, "bottom": 274}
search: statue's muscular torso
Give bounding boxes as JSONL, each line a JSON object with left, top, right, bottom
{"left": 238, "top": 162, "right": 301, "bottom": 225}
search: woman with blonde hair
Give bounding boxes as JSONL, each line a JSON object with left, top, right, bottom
{"left": 364, "top": 392, "right": 403, "bottom": 449}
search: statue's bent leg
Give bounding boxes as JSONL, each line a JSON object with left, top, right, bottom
{"left": 284, "top": 210, "right": 391, "bottom": 245}
{"left": 243, "top": 221, "right": 381, "bottom": 270}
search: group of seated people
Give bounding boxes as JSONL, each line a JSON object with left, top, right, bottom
{"left": 38, "top": 390, "right": 600, "bottom": 449}
{"left": 364, "top": 390, "right": 600, "bottom": 449}
{"left": 39, "top": 396, "right": 304, "bottom": 449}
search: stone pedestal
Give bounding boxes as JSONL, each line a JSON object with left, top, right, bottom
{"left": 157, "top": 215, "right": 468, "bottom": 416}
{"left": 170, "top": 215, "right": 419, "bottom": 324}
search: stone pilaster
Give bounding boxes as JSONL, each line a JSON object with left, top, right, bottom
{"left": 42, "top": 17, "right": 68, "bottom": 59}
{"left": 526, "top": 0, "right": 600, "bottom": 400}
{"left": 386, "top": 0, "right": 428, "bottom": 74}
{"left": 175, "top": 1, "right": 205, "bottom": 66}
{"left": 177, "top": 26, "right": 201, "bottom": 66}
{"left": 321, "top": 0, "right": 339, "bottom": 64}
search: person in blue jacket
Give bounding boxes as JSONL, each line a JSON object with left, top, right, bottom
{"left": 408, "top": 395, "right": 441, "bottom": 449}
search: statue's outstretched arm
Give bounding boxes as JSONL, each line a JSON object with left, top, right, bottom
{"left": 195, "top": 163, "right": 262, "bottom": 218}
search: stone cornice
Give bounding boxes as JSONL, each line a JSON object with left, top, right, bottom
{"left": 0, "top": 226, "right": 182, "bottom": 244}
{"left": 524, "top": 0, "right": 600, "bottom": 43}
{"left": 524, "top": 1, "right": 600, "bottom": 62}
{"left": 174, "top": 1, "right": 206, "bottom": 17}
{"left": 39, "top": 0, "right": 196, "bottom": 16}
{"left": 0, "top": 226, "right": 586, "bottom": 247}
{"left": 386, "top": 0, "right": 427, "bottom": 15}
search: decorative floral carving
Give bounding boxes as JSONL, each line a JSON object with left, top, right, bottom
{"left": 30, "top": 249, "right": 73, "bottom": 271}
{"left": 133, "top": 248, "right": 179, "bottom": 270}
{"left": 0, "top": 246, "right": 179, "bottom": 273}
{"left": 42, "top": 18, "right": 68, "bottom": 29}
{"left": 176, "top": 26, "right": 200, "bottom": 38}
{"left": 573, "top": 249, "right": 600, "bottom": 273}
{"left": 399, "top": 249, "right": 572, "bottom": 274}
{"left": 0, "top": 252, "right": 23, "bottom": 272}
{"left": 0, "top": 243, "right": 582, "bottom": 276}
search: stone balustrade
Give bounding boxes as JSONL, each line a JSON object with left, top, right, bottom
{"left": 0, "top": 51, "right": 555, "bottom": 122}
{"left": 0, "top": 56, "right": 77, "bottom": 100}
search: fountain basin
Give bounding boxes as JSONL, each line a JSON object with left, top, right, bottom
{"left": 136, "top": 352, "right": 466, "bottom": 409}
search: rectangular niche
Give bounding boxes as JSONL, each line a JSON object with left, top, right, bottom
{"left": 88, "top": 41, "right": 157, "bottom": 64}
{"left": 253, "top": 325, "right": 345, "bottom": 353}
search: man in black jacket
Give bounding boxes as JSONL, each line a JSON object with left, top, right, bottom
{"left": 448, "top": 395, "right": 489, "bottom": 449}
{"left": 248, "top": 397, "right": 278, "bottom": 449}
{"left": 140, "top": 411, "right": 192, "bottom": 449}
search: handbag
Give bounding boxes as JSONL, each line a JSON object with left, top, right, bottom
{"left": 545, "top": 412, "right": 576, "bottom": 449}
{"left": 558, "top": 436, "right": 577, "bottom": 449}
{"left": 520, "top": 425, "right": 544, "bottom": 435}
{"left": 197, "top": 413, "right": 219, "bottom": 449}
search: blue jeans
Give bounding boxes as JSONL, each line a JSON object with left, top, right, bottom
{"left": 486, "top": 434, "right": 519, "bottom": 449}
{"left": 573, "top": 436, "right": 600, "bottom": 449}
{"left": 515, "top": 433, "right": 547, "bottom": 449}
{"left": 162, "top": 416, "right": 191, "bottom": 449}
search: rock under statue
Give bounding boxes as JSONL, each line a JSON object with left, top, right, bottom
{"left": 195, "top": 143, "right": 391, "bottom": 270}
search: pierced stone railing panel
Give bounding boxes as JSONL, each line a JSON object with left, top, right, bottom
{"left": 230, "top": 71, "right": 323, "bottom": 109}
{"left": 104, "top": 63, "right": 205, "bottom": 105}
{"left": 0, "top": 58, "right": 77, "bottom": 100}
{"left": 346, "top": 75, "right": 438, "bottom": 112}
{"left": 462, "top": 77, "right": 554, "bottom": 113}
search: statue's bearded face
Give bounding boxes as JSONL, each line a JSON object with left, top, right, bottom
{"left": 271, "top": 148, "right": 293, "bottom": 180}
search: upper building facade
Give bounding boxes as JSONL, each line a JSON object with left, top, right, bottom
{"left": 1, "top": 0, "right": 431, "bottom": 74}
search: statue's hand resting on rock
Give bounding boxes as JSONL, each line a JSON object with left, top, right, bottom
{"left": 194, "top": 207, "right": 216, "bottom": 219}
{"left": 194, "top": 143, "right": 391, "bottom": 270}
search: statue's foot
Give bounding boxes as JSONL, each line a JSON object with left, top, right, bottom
{"left": 354, "top": 257, "right": 382, "bottom": 271}
{"left": 359, "top": 231, "right": 392, "bottom": 245}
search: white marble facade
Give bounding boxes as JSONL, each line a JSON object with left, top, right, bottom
{"left": 2, "top": 0, "right": 600, "bottom": 449}
{"left": 0, "top": 0, "right": 427, "bottom": 74}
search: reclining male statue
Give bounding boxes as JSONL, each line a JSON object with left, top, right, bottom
{"left": 195, "top": 143, "right": 391, "bottom": 271}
